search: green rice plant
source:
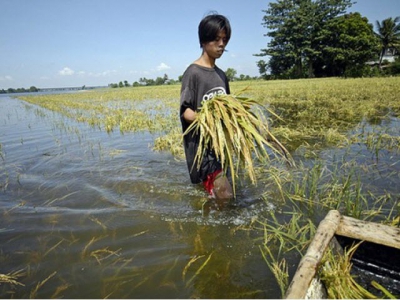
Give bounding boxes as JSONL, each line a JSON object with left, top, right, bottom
{"left": 257, "top": 164, "right": 292, "bottom": 202}
{"left": 183, "top": 90, "right": 292, "bottom": 196}
{"left": 319, "top": 242, "right": 378, "bottom": 299}
{"left": 371, "top": 280, "right": 397, "bottom": 299}
{"left": 259, "top": 245, "right": 288, "bottom": 298}
{"left": 256, "top": 211, "right": 316, "bottom": 298}
{"left": 384, "top": 198, "right": 400, "bottom": 227}
{"left": 364, "top": 131, "right": 400, "bottom": 157}
{"left": 280, "top": 157, "right": 391, "bottom": 221}
{"left": 264, "top": 212, "right": 316, "bottom": 255}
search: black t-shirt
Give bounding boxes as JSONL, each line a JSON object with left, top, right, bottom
{"left": 180, "top": 64, "right": 230, "bottom": 184}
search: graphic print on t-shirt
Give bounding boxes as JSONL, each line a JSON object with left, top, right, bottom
{"left": 202, "top": 87, "right": 227, "bottom": 102}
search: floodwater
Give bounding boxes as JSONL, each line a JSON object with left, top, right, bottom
{"left": 1, "top": 94, "right": 399, "bottom": 298}
{"left": 0, "top": 95, "right": 280, "bottom": 299}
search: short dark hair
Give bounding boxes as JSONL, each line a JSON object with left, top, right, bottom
{"left": 198, "top": 14, "right": 231, "bottom": 47}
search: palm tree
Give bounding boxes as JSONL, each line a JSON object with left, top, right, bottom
{"left": 375, "top": 17, "right": 400, "bottom": 68}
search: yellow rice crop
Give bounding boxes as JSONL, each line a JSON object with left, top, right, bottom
{"left": 183, "top": 90, "right": 291, "bottom": 196}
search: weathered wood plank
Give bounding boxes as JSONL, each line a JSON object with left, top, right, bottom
{"left": 286, "top": 211, "right": 400, "bottom": 299}
{"left": 285, "top": 210, "right": 341, "bottom": 299}
{"left": 336, "top": 215, "right": 400, "bottom": 250}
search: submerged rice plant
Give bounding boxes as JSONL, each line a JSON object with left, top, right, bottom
{"left": 0, "top": 270, "right": 25, "bottom": 287}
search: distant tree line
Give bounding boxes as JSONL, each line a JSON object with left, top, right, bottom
{"left": 256, "top": 0, "right": 400, "bottom": 79}
{"left": 109, "top": 74, "right": 179, "bottom": 88}
{"left": 225, "top": 68, "right": 263, "bottom": 81}
{"left": 109, "top": 69, "right": 261, "bottom": 89}
{"left": 0, "top": 86, "right": 39, "bottom": 94}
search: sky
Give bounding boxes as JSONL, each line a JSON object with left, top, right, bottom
{"left": 1, "top": 0, "right": 399, "bottom": 89}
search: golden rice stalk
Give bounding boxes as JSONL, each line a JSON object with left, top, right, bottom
{"left": 0, "top": 270, "right": 25, "bottom": 287}
{"left": 183, "top": 90, "right": 291, "bottom": 196}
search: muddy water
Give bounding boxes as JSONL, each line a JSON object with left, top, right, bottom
{"left": 0, "top": 96, "right": 280, "bottom": 298}
{"left": 1, "top": 94, "right": 399, "bottom": 298}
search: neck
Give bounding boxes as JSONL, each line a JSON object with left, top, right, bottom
{"left": 194, "top": 51, "right": 216, "bottom": 68}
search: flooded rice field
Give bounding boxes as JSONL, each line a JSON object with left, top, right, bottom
{"left": 0, "top": 95, "right": 280, "bottom": 298}
{"left": 0, "top": 91, "right": 399, "bottom": 298}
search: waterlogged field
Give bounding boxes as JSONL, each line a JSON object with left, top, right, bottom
{"left": 1, "top": 77, "right": 399, "bottom": 298}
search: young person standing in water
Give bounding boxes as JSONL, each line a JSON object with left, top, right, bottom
{"left": 180, "top": 13, "right": 234, "bottom": 200}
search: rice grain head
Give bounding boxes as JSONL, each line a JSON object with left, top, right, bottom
{"left": 183, "top": 90, "right": 292, "bottom": 196}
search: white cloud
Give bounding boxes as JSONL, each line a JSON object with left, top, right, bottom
{"left": 156, "top": 63, "right": 171, "bottom": 71}
{"left": 0, "top": 75, "right": 13, "bottom": 81}
{"left": 59, "top": 67, "right": 75, "bottom": 76}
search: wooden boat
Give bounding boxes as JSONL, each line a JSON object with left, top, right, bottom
{"left": 285, "top": 210, "right": 400, "bottom": 299}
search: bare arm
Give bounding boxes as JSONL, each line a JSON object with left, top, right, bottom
{"left": 183, "top": 107, "right": 197, "bottom": 123}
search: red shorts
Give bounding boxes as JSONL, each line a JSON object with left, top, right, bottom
{"left": 202, "top": 169, "right": 222, "bottom": 196}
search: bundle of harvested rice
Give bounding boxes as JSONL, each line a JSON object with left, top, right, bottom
{"left": 183, "top": 90, "right": 291, "bottom": 196}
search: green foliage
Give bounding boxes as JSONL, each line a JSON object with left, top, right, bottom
{"left": 109, "top": 74, "right": 174, "bottom": 88}
{"left": 260, "top": 0, "right": 318, "bottom": 78}
{"left": 375, "top": 17, "right": 400, "bottom": 67}
{"left": 256, "top": 60, "right": 268, "bottom": 79}
{"left": 318, "top": 13, "right": 379, "bottom": 77}
{"left": 225, "top": 68, "right": 237, "bottom": 81}
{"left": 258, "top": 0, "right": 383, "bottom": 78}
{"left": 238, "top": 74, "right": 252, "bottom": 81}
{"left": 386, "top": 57, "right": 400, "bottom": 74}
{"left": 0, "top": 86, "right": 39, "bottom": 94}
{"left": 107, "top": 71, "right": 254, "bottom": 89}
